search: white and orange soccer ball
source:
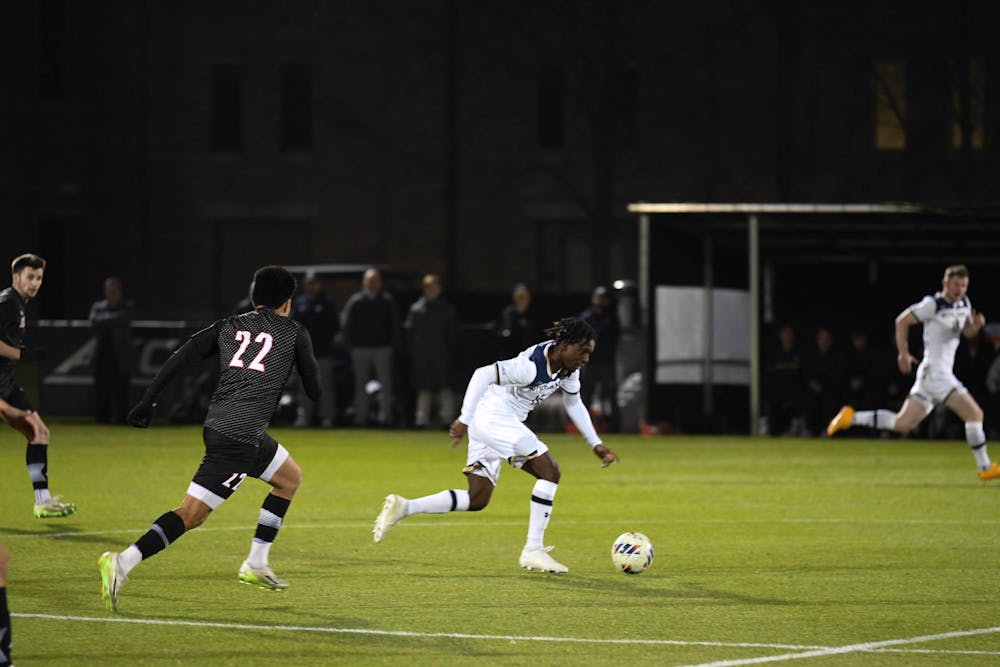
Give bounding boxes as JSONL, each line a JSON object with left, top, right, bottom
{"left": 611, "top": 531, "right": 654, "bottom": 574}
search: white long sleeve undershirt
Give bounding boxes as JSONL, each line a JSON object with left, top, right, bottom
{"left": 563, "top": 391, "right": 603, "bottom": 448}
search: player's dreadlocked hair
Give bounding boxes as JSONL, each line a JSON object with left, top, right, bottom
{"left": 544, "top": 317, "right": 596, "bottom": 345}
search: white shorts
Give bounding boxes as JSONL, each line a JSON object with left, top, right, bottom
{"left": 908, "top": 364, "right": 967, "bottom": 412}
{"left": 464, "top": 407, "right": 549, "bottom": 486}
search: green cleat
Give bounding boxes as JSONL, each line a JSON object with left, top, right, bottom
{"left": 238, "top": 561, "right": 288, "bottom": 590}
{"left": 34, "top": 495, "right": 77, "bottom": 519}
{"left": 99, "top": 551, "right": 127, "bottom": 612}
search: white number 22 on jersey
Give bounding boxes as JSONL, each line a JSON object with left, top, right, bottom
{"left": 228, "top": 330, "right": 274, "bottom": 372}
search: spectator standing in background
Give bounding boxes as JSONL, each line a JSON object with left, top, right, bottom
{"left": 802, "top": 326, "right": 845, "bottom": 436}
{"left": 405, "top": 274, "right": 459, "bottom": 429}
{"left": 579, "top": 286, "right": 620, "bottom": 430}
{"left": 341, "top": 268, "right": 400, "bottom": 427}
{"left": 497, "top": 283, "right": 536, "bottom": 360}
{"left": 763, "top": 323, "right": 806, "bottom": 436}
{"left": 292, "top": 273, "right": 340, "bottom": 428}
{"left": 844, "top": 327, "right": 889, "bottom": 412}
{"left": 89, "top": 276, "right": 134, "bottom": 424}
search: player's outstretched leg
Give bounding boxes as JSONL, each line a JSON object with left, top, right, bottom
{"left": 825, "top": 406, "right": 855, "bottom": 437}
{"left": 98, "top": 510, "right": 189, "bottom": 612}
{"left": 374, "top": 486, "right": 477, "bottom": 543}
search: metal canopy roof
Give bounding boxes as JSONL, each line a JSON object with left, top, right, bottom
{"left": 628, "top": 202, "right": 1000, "bottom": 435}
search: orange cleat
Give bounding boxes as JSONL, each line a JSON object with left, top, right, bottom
{"left": 978, "top": 462, "right": 1000, "bottom": 481}
{"left": 826, "top": 406, "right": 855, "bottom": 437}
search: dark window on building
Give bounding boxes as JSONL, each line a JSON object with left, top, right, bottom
{"left": 538, "top": 65, "right": 566, "bottom": 149}
{"left": 38, "top": 0, "right": 68, "bottom": 99}
{"left": 281, "top": 64, "right": 313, "bottom": 152}
{"left": 952, "top": 59, "right": 984, "bottom": 151}
{"left": 874, "top": 60, "right": 906, "bottom": 150}
{"left": 620, "top": 63, "right": 639, "bottom": 148}
{"left": 211, "top": 65, "right": 244, "bottom": 153}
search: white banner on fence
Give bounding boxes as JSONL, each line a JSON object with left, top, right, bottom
{"left": 655, "top": 286, "right": 750, "bottom": 385}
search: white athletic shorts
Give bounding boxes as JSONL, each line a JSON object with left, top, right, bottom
{"left": 908, "top": 363, "right": 967, "bottom": 412}
{"left": 464, "top": 405, "right": 549, "bottom": 486}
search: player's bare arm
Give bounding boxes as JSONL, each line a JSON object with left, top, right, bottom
{"left": 0, "top": 340, "right": 20, "bottom": 361}
{"left": 894, "top": 309, "right": 919, "bottom": 374}
{"left": 963, "top": 309, "right": 986, "bottom": 338}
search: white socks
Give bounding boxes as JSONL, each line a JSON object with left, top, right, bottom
{"left": 965, "top": 421, "right": 991, "bottom": 470}
{"left": 247, "top": 539, "right": 272, "bottom": 568}
{"left": 119, "top": 545, "right": 143, "bottom": 576}
{"left": 852, "top": 409, "right": 897, "bottom": 431}
{"left": 406, "top": 490, "right": 470, "bottom": 516}
{"left": 525, "top": 480, "right": 558, "bottom": 550}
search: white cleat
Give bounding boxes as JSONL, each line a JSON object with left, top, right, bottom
{"left": 99, "top": 551, "right": 127, "bottom": 612}
{"left": 373, "top": 494, "right": 408, "bottom": 543}
{"left": 238, "top": 561, "right": 289, "bottom": 590}
{"left": 519, "top": 545, "right": 568, "bottom": 573}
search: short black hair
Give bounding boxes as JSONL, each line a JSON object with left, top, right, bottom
{"left": 544, "top": 317, "right": 596, "bottom": 345}
{"left": 250, "top": 265, "right": 296, "bottom": 309}
{"left": 11, "top": 253, "right": 45, "bottom": 275}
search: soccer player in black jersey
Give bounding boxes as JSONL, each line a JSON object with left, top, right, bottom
{"left": 99, "top": 266, "right": 322, "bottom": 611}
{"left": 0, "top": 254, "right": 77, "bottom": 519}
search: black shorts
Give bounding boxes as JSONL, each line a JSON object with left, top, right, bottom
{"left": 1, "top": 385, "right": 33, "bottom": 412}
{"left": 187, "top": 428, "right": 288, "bottom": 509}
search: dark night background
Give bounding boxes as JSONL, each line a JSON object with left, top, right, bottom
{"left": 4, "top": 0, "right": 1000, "bottom": 429}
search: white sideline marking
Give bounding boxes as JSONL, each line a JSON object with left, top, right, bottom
{"left": 12, "top": 612, "right": 826, "bottom": 649}
{"left": 5, "top": 516, "right": 998, "bottom": 540}
{"left": 12, "top": 613, "right": 1000, "bottom": 659}
{"left": 676, "top": 626, "right": 1000, "bottom": 667}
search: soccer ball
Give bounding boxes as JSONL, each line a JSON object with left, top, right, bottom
{"left": 611, "top": 531, "right": 654, "bottom": 574}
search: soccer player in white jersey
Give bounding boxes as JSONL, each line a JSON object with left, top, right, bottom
{"left": 373, "top": 317, "right": 619, "bottom": 573}
{"left": 828, "top": 265, "right": 999, "bottom": 481}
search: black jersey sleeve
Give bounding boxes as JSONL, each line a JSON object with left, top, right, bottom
{"left": 295, "top": 326, "right": 322, "bottom": 401}
{"left": 141, "top": 322, "right": 220, "bottom": 403}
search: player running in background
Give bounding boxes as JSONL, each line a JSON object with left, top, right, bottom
{"left": 0, "top": 253, "right": 77, "bottom": 519}
{"left": 0, "top": 397, "right": 43, "bottom": 667}
{"left": 374, "top": 317, "right": 618, "bottom": 573}
{"left": 99, "top": 266, "right": 321, "bottom": 611}
{"left": 827, "top": 264, "right": 999, "bottom": 481}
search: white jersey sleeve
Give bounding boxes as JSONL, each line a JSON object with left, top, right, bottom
{"left": 495, "top": 354, "right": 539, "bottom": 387}
{"left": 561, "top": 369, "right": 582, "bottom": 394}
{"left": 909, "top": 295, "right": 937, "bottom": 322}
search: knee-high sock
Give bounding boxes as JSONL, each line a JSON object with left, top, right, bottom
{"left": 120, "top": 511, "right": 187, "bottom": 576}
{"left": 525, "top": 480, "right": 558, "bottom": 550}
{"left": 406, "top": 490, "right": 470, "bottom": 516}
{"left": 966, "top": 421, "right": 991, "bottom": 470}
{"left": 852, "top": 410, "right": 897, "bottom": 431}
{"left": 25, "top": 444, "right": 52, "bottom": 505}
{"left": 248, "top": 494, "right": 291, "bottom": 567}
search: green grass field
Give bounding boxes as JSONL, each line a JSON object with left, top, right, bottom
{"left": 1, "top": 424, "right": 999, "bottom": 665}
